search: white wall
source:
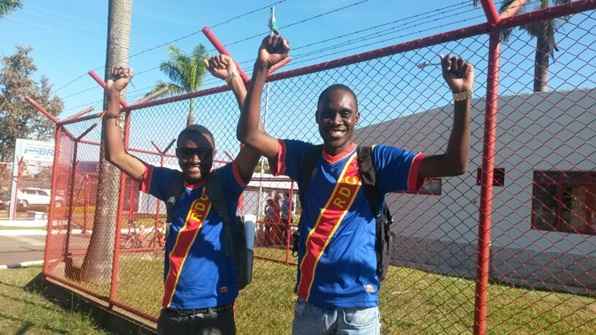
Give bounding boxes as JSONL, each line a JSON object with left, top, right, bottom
{"left": 356, "top": 89, "right": 595, "bottom": 291}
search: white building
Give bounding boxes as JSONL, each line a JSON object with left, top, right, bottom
{"left": 356, "top": 89, "right": 595, "bottom": 293}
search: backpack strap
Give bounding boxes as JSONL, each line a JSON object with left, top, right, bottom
{"left": 298, "top": 144, "right": 323, "bottom": 208}
{"left": 356, "top": 145, "right": 382, "bottom": 215}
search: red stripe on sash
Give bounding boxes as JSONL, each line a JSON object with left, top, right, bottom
{"left": 162, "top": 190, "right": 212, "bottom": 307}
{"left": 297, "top": 154, "right": 361, "bottom": 301}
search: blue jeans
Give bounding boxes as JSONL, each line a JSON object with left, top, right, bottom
{"left": 292, "top": 301, "right": 380, "bottom": 335}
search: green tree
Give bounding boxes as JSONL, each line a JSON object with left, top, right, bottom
{"left": 0, "top": 0, "right": 22, "bottom": 17}
{"left": 146, "top": 45, "right": 208, "bottom": 124}
{"left": 0, "top": 46, "right": 62, "bottom": 161}
{"left": 500, "top": 0, "right": 571, "bottom": 92}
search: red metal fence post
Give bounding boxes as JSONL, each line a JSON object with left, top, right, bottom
{"left": 88, "top": 70, "right": 129, "bottom": 108}
{"left": 43, "top": 126, "right": 62, "bottom": 274}
{"left": 201, "top": 26, "right": 251, "bottom": 83}
{"left": 83, "top": 174, "right": 89, "bottom": 234}
{"left": 24, "top": 96, "right": 60, "bottom": 124}
{"left": 473, "top": 30, "right": 501, "bottom": 335}
{"left": 64, "top": 156, "right": 79, "bottom": 260}
{"left": 479, "top": 0, "right": 501, "bottom": 26}
{"left": 109, "top": 111, "right": 132, "bottom": 303}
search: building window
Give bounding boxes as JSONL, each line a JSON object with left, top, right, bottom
{"left": 418, "top": 177, "right": 442, "bottom": 195}
{"left": 476, "top": 167, "right": 505, "bottom": 186}
{"left": 532, "top": 171, "right": 595, "bottom": 235}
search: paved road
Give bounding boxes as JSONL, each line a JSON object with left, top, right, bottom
{"left": 0, "top": 235, "right": 46, "bottom": 265}
{"left": 0, "top": 234, "right": 90, "bottom": 266}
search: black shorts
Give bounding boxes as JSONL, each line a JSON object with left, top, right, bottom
{"left": 157, "top": 305, "right": 235, "bottom": 335}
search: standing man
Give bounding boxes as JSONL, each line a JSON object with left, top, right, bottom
{"left": 237, "top": 35, "right": 474, "bottom": 334}
{"left": 103, "top": 54, "right": 257, "bottom": 334}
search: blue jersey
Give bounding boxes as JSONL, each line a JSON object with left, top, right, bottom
{"left": 272, "top": 140, "right": 424, "bottom": 309}
{"left": 140, "top": 162, "right": 246, "bottom": 310}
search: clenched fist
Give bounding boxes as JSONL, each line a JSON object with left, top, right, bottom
{"left": 440, "top": 54, "right": 474, "bottom": 94}
{"left": 205, "top": 54, "right": 239, "bottom": 82}
{"left": 256, "top": 34, "right": 290, "bottom": 69}
{"left": 106, "top": 66, "right": 133, "bottom": 93}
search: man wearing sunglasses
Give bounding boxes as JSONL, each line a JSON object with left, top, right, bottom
{"left": 102, "top": 54, "right": 258, "bottom": 334}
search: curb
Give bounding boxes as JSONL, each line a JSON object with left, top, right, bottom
{"left": 0, "top": 259, "right": 43, "bottom": 270}
{"left": 0, "top": 229, "right": 47, "bottom": 237}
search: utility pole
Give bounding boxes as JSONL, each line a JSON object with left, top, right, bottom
{"left": 81, "top": 0, "right": 133, "bottom": 282}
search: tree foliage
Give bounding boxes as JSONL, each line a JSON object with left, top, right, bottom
{"left": 146, "top": 44, "right": 207, "bottom": 124}
{"left": 0, "top": 46, "right": 63, "bottom": 161}
{"left": 0, "top": 0, "right": 22, "bottom": 17}
{"left": 474, "top": 0, "right": 571, "bottom": 91}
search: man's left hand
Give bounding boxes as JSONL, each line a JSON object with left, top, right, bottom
{"left": 441, "top": 54, "right": 474, "bottom": 93}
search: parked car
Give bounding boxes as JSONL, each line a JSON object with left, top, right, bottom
{"left": 17, "top": 187, "right": 63, "bottom": 210}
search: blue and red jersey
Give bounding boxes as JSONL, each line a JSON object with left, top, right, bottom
{"left": 140, "top": 162, "right": 246, "bottom": 310}
{"left": 272, "top": 140, "right": 424, "bottom": 309}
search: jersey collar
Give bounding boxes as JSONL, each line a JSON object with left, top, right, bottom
{"left": 322, "top": 142, "right": 357, "bottom": 164}
{"left": 184, "top": 178, "right": 206, "bottom": 190}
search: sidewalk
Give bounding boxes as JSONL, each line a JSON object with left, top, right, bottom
{"left": 0, "top": 218, "right": 47, "bottom": 227}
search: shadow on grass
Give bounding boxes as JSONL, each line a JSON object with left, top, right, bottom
{"left": 0, "top": 312, "right": 67, "bottom": 334}
{"left": 24, "top": 273, "right": 156, "bottom": 335}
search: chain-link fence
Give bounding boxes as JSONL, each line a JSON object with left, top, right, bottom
{"left": 41, "top": 2, "right": 594, "bottom": 334}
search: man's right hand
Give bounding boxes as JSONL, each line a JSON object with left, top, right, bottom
{"left": 105, "top": 67, "right": 133, "bottom": 118}
{"left": 205, "top": 54, "right": 239, "bottom": 82}
{"left": 256, "top": 34, "right": 290, "bottom": 70}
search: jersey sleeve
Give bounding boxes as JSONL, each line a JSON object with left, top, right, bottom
{"left": 269, "top": 139, "right": 315, "bottom": 182}
{"left": 372, "top": 144, "right": 425, "bottom": 194}
{"left": 139, "top": 165, "right": 182, "bottom": 201}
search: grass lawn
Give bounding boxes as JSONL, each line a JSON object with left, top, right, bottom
{"left": 50, "top": 249, "right": 595, "bottom": 335}
{"left": 0, "top": 267, "right": 108, "bottom": 335}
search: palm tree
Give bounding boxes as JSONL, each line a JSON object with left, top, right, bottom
{"left": 0, "top": 0, "right": 22, "bottom": 17}
{"left": 502, "top": 0, "right": 571, "bottom": 92}
{"left": 146, "top": 45, "right": 207, "bottom": 125}
{"left": 474, "top": 0, "right": 571, "bottom": 92}
{"left": 81, "top": 0, "right": 132, "bottom": 283}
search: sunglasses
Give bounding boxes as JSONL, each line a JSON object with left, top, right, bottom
{"left": 176, "top": 147, "right": 213, "bottom": 160}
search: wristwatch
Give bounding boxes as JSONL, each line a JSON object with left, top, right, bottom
{"left": 453, "top": 90, "right": 472, "bottom": 102}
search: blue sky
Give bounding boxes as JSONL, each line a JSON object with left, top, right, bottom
{"left": 1, "top": 1, "right": 593, "bottom": 158}
{"left": 0, "top": 0, "right": 493, "bottom": 117}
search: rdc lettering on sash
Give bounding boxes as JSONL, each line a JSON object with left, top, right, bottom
{"left": 189, "top": 194, "right": 210, "bottom": 222}
{"left": 332, "top": 174, "right": 361, "bottom": 209}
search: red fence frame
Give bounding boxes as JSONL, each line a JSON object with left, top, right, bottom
{"left": 27, "top": 0, "right": 596, "bottom": 333}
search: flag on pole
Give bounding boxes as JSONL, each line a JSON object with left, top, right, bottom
{"left": 269, "top": 7, "right": 278, "bottom": 35}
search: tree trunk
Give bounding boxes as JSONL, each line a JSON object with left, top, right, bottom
{"left": 533, "top": 26, "right": 550, "bottom": 92}
{"left": 81, "top": 0, "right": 133, "bottom": 283}
{"left": 187, "top": 98, "right": 195, "bottom": 126}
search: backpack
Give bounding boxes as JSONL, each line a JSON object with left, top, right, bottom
{"left": 164, "top": 170, "right": 254, "bottom": 290}
{"left": 295, "top": 145, "right": 394, "bottom": 281}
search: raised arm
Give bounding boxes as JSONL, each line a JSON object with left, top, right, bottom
{"left": 236, "top": 35, "right": 290, "bottom": 160}
{"left": 205, "top": 54, "right": 258, "bottom": 183}
{"left": 419, "top": 55, "right": 474, "bottom": 178}
{"left": 102, "top": 67, "right": 146, "bottom": 180}
{"left": 205, "top": 54, "right": 246, "bottom": 111}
